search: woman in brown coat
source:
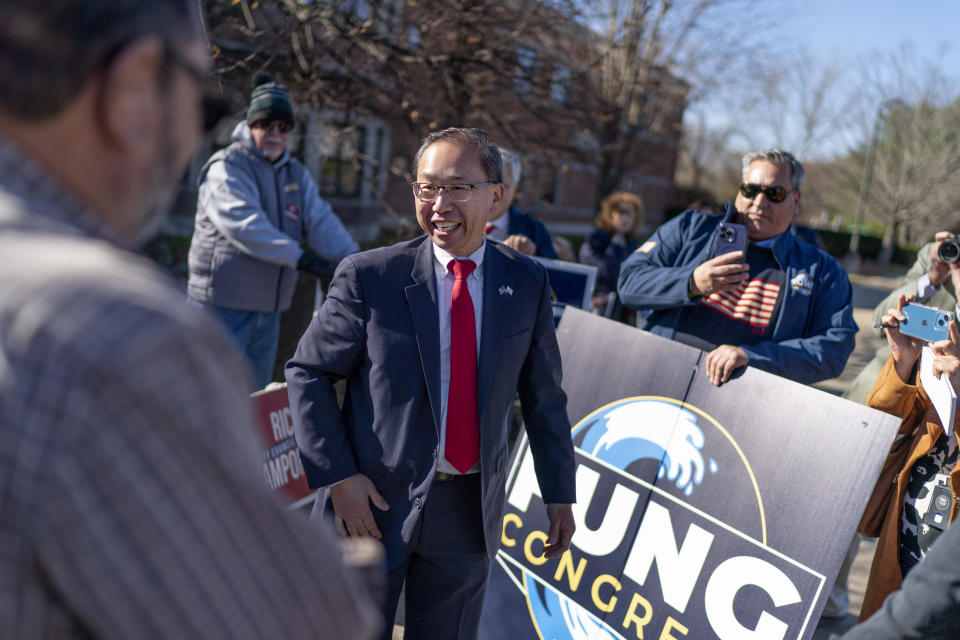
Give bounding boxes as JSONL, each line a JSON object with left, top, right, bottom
{"left": 859, "top": 293, "right": 960, "bottom": 619}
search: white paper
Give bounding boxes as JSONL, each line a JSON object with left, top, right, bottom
{"left": 919, "top": 345, "right": 957, "bottom": 436}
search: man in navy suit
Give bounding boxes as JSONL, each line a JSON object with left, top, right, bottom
{"left": 286, "top": 127, "right": 576, "bottom": 639}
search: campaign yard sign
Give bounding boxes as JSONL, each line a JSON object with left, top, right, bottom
{"left": 479, "top": 308, "right": 902, "bottom": 640}
{"left": 250, "top": 384, "right": 316, "bottom": 509}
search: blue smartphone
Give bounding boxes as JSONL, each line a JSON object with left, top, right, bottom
{"left": 900, "top": 302, "right": 953, "bottom": 343}
{"left": 714, "top": 222, "right": 748, "bottom": 258}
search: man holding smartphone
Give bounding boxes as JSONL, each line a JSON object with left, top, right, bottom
{"left": 617, "top": 149, "right": 857, "bottom": 386}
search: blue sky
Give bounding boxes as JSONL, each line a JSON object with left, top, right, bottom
{"left": 793, "top": 0, "right": 960, "bottom": 75}
{"left": 693, "top": 0, "right": 960, "bottom": 160}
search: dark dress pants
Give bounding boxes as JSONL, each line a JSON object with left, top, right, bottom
{"left": 383, "top": 473, "right": 490, "bottom": 640}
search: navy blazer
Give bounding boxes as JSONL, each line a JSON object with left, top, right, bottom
{"left": 286, "top": 236, "right": 576, "bottom": 565}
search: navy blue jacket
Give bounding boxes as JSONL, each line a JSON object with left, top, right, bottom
{"left": 617, "top": 206, "right": 857, "bottom": 384}
{"left": 507, "top": 206, "right": 557, "bottom": 259}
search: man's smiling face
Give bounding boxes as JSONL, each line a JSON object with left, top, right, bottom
{"left": 414, "top": 140, "right": 503, "bottom": 257}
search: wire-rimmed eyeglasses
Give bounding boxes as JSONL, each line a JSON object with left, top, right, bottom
{"left": 411, "top": 181, "right": 496, "bottom": 203}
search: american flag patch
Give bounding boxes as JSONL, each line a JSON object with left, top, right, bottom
{"left": 700, "top": 278, "right": 780, "bottom": 328}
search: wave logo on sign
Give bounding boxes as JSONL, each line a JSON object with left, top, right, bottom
{"left": 508, "top": 396, "right": 767, "bottom": 640}
{"left": 576, "top": 398, "right": 719, "bottom": 497}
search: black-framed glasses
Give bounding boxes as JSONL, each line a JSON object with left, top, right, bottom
{"left": 251, "top": 120, "right": 294, "bottom": 134}
{"left": 411, "top": 181, "right": 496, "bottom": 203}
{"left": 738, "top": 182, "right": 797, "bottom": 204}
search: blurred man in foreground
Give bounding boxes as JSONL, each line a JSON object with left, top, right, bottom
{"left": 0, "top": 2, "right": 378, "bottom": 638}
{"left": 836, "top": 515, "right": 960, "bottom": 639}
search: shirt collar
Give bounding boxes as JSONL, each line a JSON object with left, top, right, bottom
{"left": 759, "top": 229, "right": 798, "bottom": 270}
{"left": 487, "top": 211, "right": 508, "bottom": 232}
{"left": 432, "top": 238, "right": 487, "bottom": 278}
{"left": 0, "top": 131, "right": 120, "bottom": 245}
{"left": 752, "top": 236, "right": 779, "bottom": 249}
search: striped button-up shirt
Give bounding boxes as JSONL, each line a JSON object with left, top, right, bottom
{"left": 0, "top": 134, "right": 380, "bottom": 639}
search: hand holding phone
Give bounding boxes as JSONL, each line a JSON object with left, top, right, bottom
{"left": 879, "top": 294, "right": 925, "bottom": 382}
{"left": 690, "top": 251, "right": 749, "bottom": 297}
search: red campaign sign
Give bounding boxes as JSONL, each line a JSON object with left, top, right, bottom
{"left": 250, "top": 384, "right": 315, "bottom": 508}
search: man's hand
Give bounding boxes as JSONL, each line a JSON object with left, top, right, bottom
{"left": 705, "top": 344, "right": 747, "bottom": 386}
{"left": 591, "top": 293, "right": 614, "bottom": 314}
{"left": 543, "top": 503, "right": 575, "bottom": 559}
{"left": 928, "top": 231, "right": 957, "bottom": 287}
{"left": 504, "top": 234, "right": 536, "bottom": 256}
{"left": 296, "top": 249, "right": 337, "bottom": 279}
{"left": 881, "top": 294, "right": 924, "bottom": 382}
{"left": 930, "top": 320, "right": 960, "bottom": 389}
{"left": 329, "top": 473, "right": 390, "bottom": 539}
{"left": 689, "top": 252, "right": 749, "bottom": 297}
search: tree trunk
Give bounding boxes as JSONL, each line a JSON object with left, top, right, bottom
{"left": 878, "top": 220, "right": 897, "bottom": 264}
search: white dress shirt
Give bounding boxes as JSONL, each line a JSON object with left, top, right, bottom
{"left": 432, "top": 240, "right": 486, "bottom": 474}
{"left": 917, "top": 273, "right": 938, "bottom": 302}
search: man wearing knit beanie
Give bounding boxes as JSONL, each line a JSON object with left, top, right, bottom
{"left": 187, "top": 72, "right": 359, "bottom": 390}
{"left": 246, "top": 72, "right": 294, "bottom": 161}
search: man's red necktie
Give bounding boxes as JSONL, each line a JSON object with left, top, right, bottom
{"left": 446, "top": 259, "right": 479, "bottom": 473}
{"left": 484, "top": 224, "right": 495, "bottom": 235}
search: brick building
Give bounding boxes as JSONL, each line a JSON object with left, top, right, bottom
{"left": 170, "top": 0, "right": 687, "bottom": 244}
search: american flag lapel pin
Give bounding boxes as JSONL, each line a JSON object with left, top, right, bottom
{"left": 499, "top": 285, "right": 513, "bottom": 296}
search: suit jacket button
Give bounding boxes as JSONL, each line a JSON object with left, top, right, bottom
{"left": 432, "top": 449, "right": 438, "bottom": 459}
{"left": 414, "top": 498, "right": 423, "bottom": 509}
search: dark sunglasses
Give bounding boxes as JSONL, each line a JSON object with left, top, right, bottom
{"left": 251, "top": 120, "right": 294, "bottom": 134}
{"left": 738, "top": 182, "right": 797, "bottom": 204}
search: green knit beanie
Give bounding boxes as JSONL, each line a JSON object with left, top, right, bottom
{"left": 246, "top": 71, "right": 294, "bottom": 126}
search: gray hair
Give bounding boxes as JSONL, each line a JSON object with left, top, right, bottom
{"left": 498, "top": 148, "right": 523, "bottom": 187}
{"left": 741, "top": 149, "right": 805, "bottom": 190}
{"left": 0, "top": 0, "right": 202, "bottom": 120}
{"left": 414, "top": 127, "right": 503, "bottom": 183}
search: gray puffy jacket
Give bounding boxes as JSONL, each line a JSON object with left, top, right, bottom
{"left": 187, "top": 122, "right": 358, "bottom": 312}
